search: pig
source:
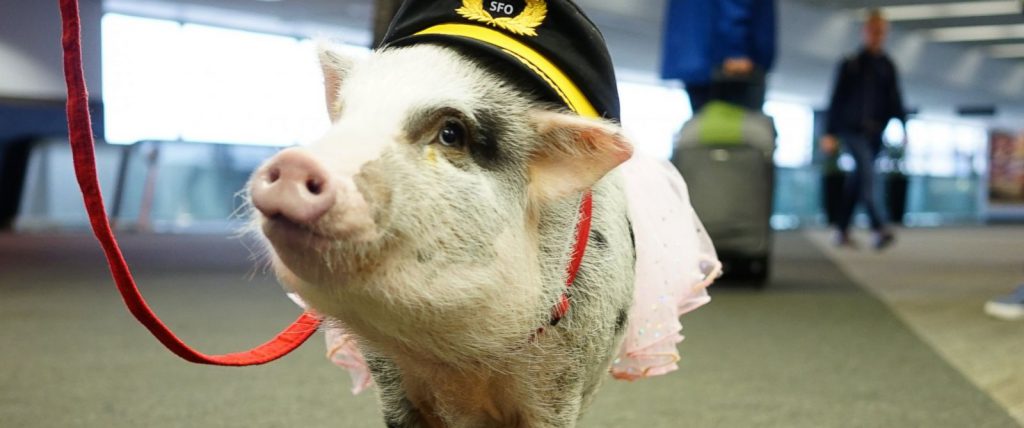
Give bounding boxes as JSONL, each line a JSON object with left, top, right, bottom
{"left": 248, "top": 43, "right": 640, "bottom": 427}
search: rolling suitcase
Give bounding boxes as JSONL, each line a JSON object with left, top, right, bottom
{"left": 671, "top": 101, "right": 776, "bottom": 284}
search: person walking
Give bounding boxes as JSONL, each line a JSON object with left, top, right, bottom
{"left": 660, "top": 0, "right": 777, "bottom": 113}
{"left": 821, "top": 9, "right": 907, "bottom": 250}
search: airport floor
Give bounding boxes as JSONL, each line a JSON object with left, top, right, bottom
{"left": 1, "top": 227, "right": 1022, "bottom": 427}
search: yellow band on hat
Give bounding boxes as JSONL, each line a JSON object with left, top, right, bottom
{"left": 414, "top": 23, "right": 600, "bottom": 118}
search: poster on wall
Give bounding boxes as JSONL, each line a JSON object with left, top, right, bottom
{"left": 989, "top": 131, "right": 1024, "bottom": 207}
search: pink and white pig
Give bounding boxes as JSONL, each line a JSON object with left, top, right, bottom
{"left": 247, "top": 41, "right": 717, "bottom": 428}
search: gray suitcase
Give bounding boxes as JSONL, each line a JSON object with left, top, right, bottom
{"left": 670, "top": 101, "right": 775, "bottom": 283}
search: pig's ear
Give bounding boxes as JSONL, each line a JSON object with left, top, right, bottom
{"left": 317, "top": 42, "right": 354, "bottom": 122}
{"left": 528, "top": 111, "right": 633, "bottom": 203}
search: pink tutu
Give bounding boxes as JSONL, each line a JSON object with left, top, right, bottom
{"left": 308, "top": 154, "right": 718, "bottom": 393}
{"left": 287, "top": 293, "right": 372, "bottom": 394}
{"left": 610, "top": 154, "right": 719, "bottom": 381}
{"left": 323, "top": 326, "right": 374, "bottom": 394}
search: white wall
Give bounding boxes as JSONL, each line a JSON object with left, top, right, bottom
{"left": 0, "top": 0, "right": 103, "bottom": 100}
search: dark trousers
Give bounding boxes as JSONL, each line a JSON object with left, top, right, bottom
{"left": 836, "top": 133, "right": 887, "bottom": 233}
{"left": 686, "top": 73, "right": 767, "bottom": 113}
{"left": 686, "top": 84, "right": 713, "bottom": 113}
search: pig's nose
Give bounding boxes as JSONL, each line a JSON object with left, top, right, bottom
{"left": 251, "top": 148, "right": 336, "bottom": 225}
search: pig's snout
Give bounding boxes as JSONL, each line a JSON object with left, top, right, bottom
{"left": 251, "top": 148, "right": 336, "bottom": 225}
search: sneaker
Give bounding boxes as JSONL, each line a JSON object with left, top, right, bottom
{"left": 873, "top": 230, "right": 896, "bottom": 251}
{"left": 984, "top": 285, "right": 1024, "bottom": 321}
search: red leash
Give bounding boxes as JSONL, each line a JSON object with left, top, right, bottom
{"left": 58, "top": 0, "right": 320, "bottom": 366}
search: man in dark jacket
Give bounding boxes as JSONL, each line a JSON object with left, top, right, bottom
{"left": 821, "top": 9, "right": 907, "bottom": 250}
{"left": 660, "top": 0, "right": 777, "bottom": 112}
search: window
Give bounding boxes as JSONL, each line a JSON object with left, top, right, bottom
{"left": 764, "top": 100, "right": 814, "bottom": 168}
{"left": 101, "top": 14, "right": 183, "bottom": 143}
{"left": 617, "top": 81, "right": 690, "bottom": 159}
{"left": 101, "top": 14, "right": 366, "bottom": 146}
{"left": 899, "top": 118, "right": 987, "bottom": 177}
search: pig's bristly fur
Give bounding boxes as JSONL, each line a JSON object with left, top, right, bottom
{"left": 248, "top": 45, "right": 635, "bottom": 427}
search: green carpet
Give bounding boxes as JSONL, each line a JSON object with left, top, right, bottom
{"left": 0, "top": 232, "right": 1017, "bottom": 427}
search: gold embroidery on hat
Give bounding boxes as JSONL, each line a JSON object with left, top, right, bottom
{"left": 456, "top": 0, "right": 547, "bottom": 37}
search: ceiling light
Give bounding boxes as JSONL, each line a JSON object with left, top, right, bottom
{"left": 928, "top": 24, "right": 1024, "bottom": 42}
{"left": 865, "top": 1, "right": 1022, "bottom": 21}
{"left": 990, "top": 43, "right": 1024, "bottom": 58}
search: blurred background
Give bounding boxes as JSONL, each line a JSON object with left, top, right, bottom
{"left": 3, "top": 0, "right": 1024, "bottom": 231}
{"left": 1, "top": 0, "right": 1022, "bottom": 427}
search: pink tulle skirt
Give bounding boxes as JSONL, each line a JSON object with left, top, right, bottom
{"left": 610, "top": 154, "right": 718, "bottom": 381}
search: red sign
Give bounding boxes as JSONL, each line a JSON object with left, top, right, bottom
{"left": 989, "top": 131, "right": 1024, "bottom": 205}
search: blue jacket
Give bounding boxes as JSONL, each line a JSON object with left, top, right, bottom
{"left": 660, "top": 0, "right": 777, "bottom": 85}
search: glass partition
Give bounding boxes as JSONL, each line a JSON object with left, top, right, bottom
{"left": 113, "top": 141, "right": 278, "bottom": 232}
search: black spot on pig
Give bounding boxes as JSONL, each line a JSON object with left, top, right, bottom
{"left": 614, "top": 308, "right": 628, "bottom": 335}
{"left": 366, "top": 353, "right": 425, "bottom": 427}
{"left": 470, "top": 108, "right": 505, "bottom": 169}
{"left": 402, "top": 101, "right": 509, "bottom": 171}
{"left": 590, "top": 229, "right": 606, "bottom": 249}
{"left": 383, "top": 397, "right": 422, "bottom": 428}
{"left": 365, "top": 353, "right": 389, "bottom": 374}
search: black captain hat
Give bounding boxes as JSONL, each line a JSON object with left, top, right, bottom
{"left": 378, "top": 0, "right": 620, "bottom": 121}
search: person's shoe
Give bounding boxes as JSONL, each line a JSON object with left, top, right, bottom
{"left": 872, "top": 230, "right": 896, "bottom": 251}
{"left": 833, "top": 231, "right": 859, "bottom": 249}
{"left": 984, "top": 285, "right": 1024, "bottom": 321}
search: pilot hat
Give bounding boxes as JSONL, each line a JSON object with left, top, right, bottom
{"left": 379, "top": 0, "right": 620, "bottom": 121}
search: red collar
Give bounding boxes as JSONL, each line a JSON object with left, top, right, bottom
{"left": 548, "top": 190, "right": 592, "bottom": 326}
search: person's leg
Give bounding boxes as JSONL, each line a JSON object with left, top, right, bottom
{"left": 846, "top": 134, "right": 896, "bottom": 249}
{"left": 849, "top": 142, "right": 886, "bottom": 232}
{"left": 834, "top": 134, "right": 863, "bottom": 245}
{"left": 685, "top": 84, "right": 712, "bottom": 114}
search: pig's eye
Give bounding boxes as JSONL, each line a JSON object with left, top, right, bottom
{"left": 438, "top": 120, "right": 466, "bottom": 148}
